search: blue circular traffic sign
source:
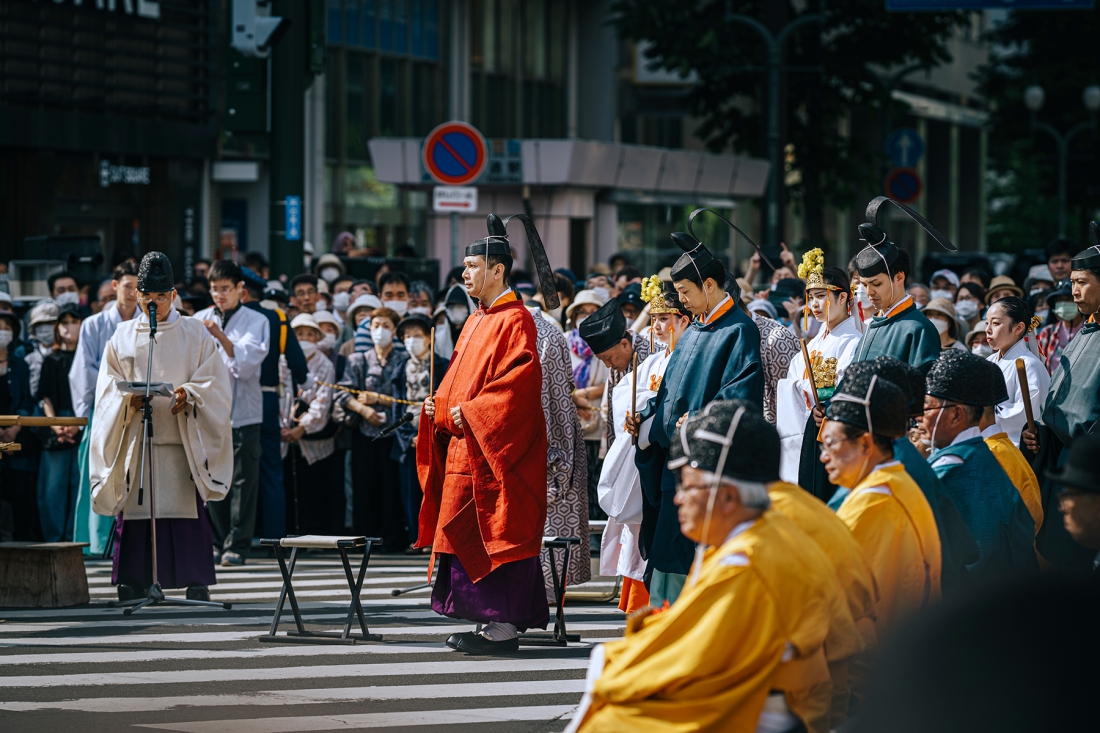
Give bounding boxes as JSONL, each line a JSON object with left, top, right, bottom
{"left": 885, "top": 127, "right": 925, "bottom": 168}
{"left": 885, "top": 167, "right": 923, "bottom": 205}
{"left": 423, "top": 121, "right": 488, "bottom": 186}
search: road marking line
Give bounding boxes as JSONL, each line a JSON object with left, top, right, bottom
{"left": 0, "top": 679, "right": 586, "bottom": 712}
{"left": 134, "top": 704, "right": 578, "bottom": 732}
{"left": 0, "top": 657, "right": 591, "bottom": 688}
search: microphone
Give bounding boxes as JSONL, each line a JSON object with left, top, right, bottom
{"left": 376, "top": 410, "right": 414, "bottom": 440}
{"left": 148, "top": 300, "right": 158, "bottom": 336}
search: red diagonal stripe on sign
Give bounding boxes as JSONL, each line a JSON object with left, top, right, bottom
{"left": 436, "top": 135, "right": 473, "bottom": 174}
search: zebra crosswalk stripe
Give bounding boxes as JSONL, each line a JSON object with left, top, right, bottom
{"left": 0, "top": 554, "right": 619, "bottom": 733}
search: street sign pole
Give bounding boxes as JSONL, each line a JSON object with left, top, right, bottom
{"left": 450, "top": 212, "right": 459, "bottom": 271}
{"left": 268, "top": 0, "right": 307, "bottom": 279}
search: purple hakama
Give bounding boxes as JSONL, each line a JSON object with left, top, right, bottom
{"left": 112, "top": 492, "right": 217, "bottom": 589}
{"left": 431, "top": 553, "right": 549, "bottom": 632}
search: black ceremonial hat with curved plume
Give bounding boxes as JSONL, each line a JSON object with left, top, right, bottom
{"left": 669, "top": 209, "right": 777, "bottom": 284}
{"left": 465, "top": 213, "right": 559, "bottom": 309}
{"left": 137, "top": 251, "right": 174, "bottom": 293}
{"left": 854, "top": 196, "right": 957, "bottom": 278}
{"left": 1071, "top": 221, "right": 1100, "bottom": 271}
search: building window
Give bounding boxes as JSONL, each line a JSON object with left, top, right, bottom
{"left": 469, "top": 0, "right": 566, "bottom": 139}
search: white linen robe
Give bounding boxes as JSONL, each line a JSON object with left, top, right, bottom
{"left": 598, "top": 346, "right": 672, "bottom": 581}
{"left": 988, "top": 339, "right": 1050, "bottom": 445}
{"left": 89, "top": 311, "right": 233, "bottom": 520}
{"left": 775, "top": 315, "right": 863, "bottom": 484}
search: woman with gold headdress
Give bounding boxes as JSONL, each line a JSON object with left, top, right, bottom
{"left": 597, "top": 276, "right": 693, "bottom": 613}
{"left": 776, "top": 250, "right": 863, "bottom": 499}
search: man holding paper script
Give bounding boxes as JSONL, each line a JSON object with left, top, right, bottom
{"left": 89, "top": 252, "right": 233, "bottom": 602}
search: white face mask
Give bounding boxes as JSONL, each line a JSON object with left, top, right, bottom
{"left": 1033, "top": 308, "right": 1050, "bottom": 322}
{"left": 575, "top": 316, "right": 588, "bottom": 329}
{"left": 931, "top": 318, "right": 950, "bottom": 335}
{"left": 371, "top": 327, "right": 394, "bottom": 348}
{"left": 0, "top": 331, "right": 12, "bottom": 348}
{"left": 446, "top": 305, "right": 469, "bottom": 326}
{"left": 954, "top": 300, "right": 979, "bottom": 320}
{"left": 332, "top": 292, "right": 350, "bottom": 312}
{"left": 319, "top": 267, "right": 341, "bottom": 283}
{"left": 408, "top": 306, "right": 432, "bottom": 316}
{"left": 971, "top": 343, "right": 993, "bottom": 357}
{"left": 34, "top": 324, "right": 55, "bottom": 346}
{"left": 404, "top": 336, "right": 427, "bottom": 357}
{"left": 383, "top": 299, "right": 408, "bottom": 317}
{"left": 318, "top": 333, "right": 336, "bottom": 353}
{"left": 930, "top": 289, "right": 953, "bottom": 302}
{"left": 434, "top": 323, "right": 453, "bottom": 356}
{"left": 56, "top": 291, "right": 80, "bottom": 307}
{"left": 299, "top": 341, "right": 318, "bottom": 358}
{"left": 315, "top": 301, "right": 330, "bottom": 312}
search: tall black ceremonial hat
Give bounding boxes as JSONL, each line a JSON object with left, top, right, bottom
{"left": 925, "top": 349, "right": 1008, "bottom": 407}
{"left": 465, "top": 213, "right": 559, "bottom": 309}
{"left": 137, "top": 251, "right": 174, "bottom": 293}
{"left": 667, "top": 400, "right": 780, "bottom": 482}
{"left": 827, "top": 368, "right": 908, "bottom": 438}
{"left": 670, "top": 208, "right": 777, "bottom": 283}
{"left": 854, "top": 196, "right": 957, "bottom": 279}
{"left": 842, "top": 357, "right": 922, "bottom": 417}
{"left": 1071, "top": 221, "right": 1100, "bottom": 271}
{"left": 578, "top": 296, "right": 627, "bottom": 354}
{"left": 1046, "top": 433, "right": 1100, "bottom": 493}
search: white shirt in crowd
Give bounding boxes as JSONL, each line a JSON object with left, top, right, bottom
{"left": 69, "top": 301, "right": 136, "bottom": 419}
{"left": 194, "top": 305, "right": 270, "bottom": 429}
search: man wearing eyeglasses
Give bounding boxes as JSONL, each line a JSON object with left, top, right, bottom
{"left": 89, "top": 252, "right": 234, "bottom": 602}
{"left": 919, "top": 350, "right": 1037, "bottom": 583}
{"left": 195, "top": 259, "right": 271, "bottom": 567}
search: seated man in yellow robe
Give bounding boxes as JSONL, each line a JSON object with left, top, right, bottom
{"left": 570, "top": 402, "right": 835, "bottom": 733}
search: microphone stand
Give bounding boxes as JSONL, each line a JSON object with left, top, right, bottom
{"left": 112, "top": 301, "right": 231, "bottom": 615}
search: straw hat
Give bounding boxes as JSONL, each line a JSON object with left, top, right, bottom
{"left": 985, "top": 275, "right": 1023, "bottom": 304}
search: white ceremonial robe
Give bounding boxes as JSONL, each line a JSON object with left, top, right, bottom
{"left": 775, "top": 316, "right": 862, "bottom": 483}
{"left": 598, "top": 346, "right": 672, "bottom": 581}
{"left": 988, "top": 339, "right": 1050, "bottom": 446}
{"left": 89, "top": 310, "right": 233, "bottom": 520}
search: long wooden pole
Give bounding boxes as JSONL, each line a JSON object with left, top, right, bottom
{"left": 630, "top": 350, "right": 639, "bottom": 446}
{"left": 0, "top": 416, "right": 87, "bottom": 427}
{"left": 1015, "top": 357, "right": 1036, "bottom": 436}
{"left": 429, "top": 327, "right": 436, "bottom": 396}
{"left": 800, "top": 338, "right": 821, "bottom": 409}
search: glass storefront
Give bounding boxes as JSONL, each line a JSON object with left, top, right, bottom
{"left": 324, "top": 165, "right": 428, "bottom": 256}
{"left": 615, "top": 202, "right": 735, "bottom": 276}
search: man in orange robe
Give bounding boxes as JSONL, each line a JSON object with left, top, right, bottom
{"left": 417, "top": 216, "right": 553, "bottom": 655}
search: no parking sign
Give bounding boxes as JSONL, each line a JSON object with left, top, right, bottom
{"left": 422, "top": 122, "right": 488, "bottom": 186}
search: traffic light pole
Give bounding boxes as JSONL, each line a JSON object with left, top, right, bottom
{"left": 268, "top": 0, "right": 308, "bottom": 279}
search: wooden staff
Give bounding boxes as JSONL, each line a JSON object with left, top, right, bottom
{"left": 631, "top": 350, "right": 639, "bottom": 446}
{"left": 799, "top": 338, "right": 821, "bottom": 409}
{"left": 429, "top": 327, "right": 436, "bottom": 396}
{"left": 0, "top": 416, "right": 87, "bottom": 427}
{"left": 1015, "top": 357, "right": 1036, "bottom": 436}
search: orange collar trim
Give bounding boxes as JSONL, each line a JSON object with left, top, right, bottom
{"left": 882, "top": 294, "right": 913, "bottom": 319}
{"left": 701, "top": 296, "right": 735, "bottom": 326}
{"left": 485, "top": 291, "right": 519, "bottom": 309}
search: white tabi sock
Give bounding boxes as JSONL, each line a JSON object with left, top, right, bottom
{"left": 479, "top": 622, "right": 518, "bottom": 641}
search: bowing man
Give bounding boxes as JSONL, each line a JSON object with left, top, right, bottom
{"left": 624, "top": 227, "right": 764, "bottom": 607}
{"left": 920, "top": 350, "right": 1037, "bottom": 581}
{"left": 570, "top": 402, "right": 833, "bottom": 733}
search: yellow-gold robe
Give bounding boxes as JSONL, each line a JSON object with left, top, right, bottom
{"left": 768, "top": 481, "right": 879, "bottom": 725}
{"left": 767, "top": 511, "right": 864, "bottom": 733}
{"left": 984, "top": 431, "right": 1043, "bottom": 535}
{"left": 575, "top": 513, "right": 830, "bottom": 733}
{"left": 836, "top": 462, "right": 942, "bottom": 640}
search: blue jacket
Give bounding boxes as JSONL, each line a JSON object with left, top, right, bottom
{"left": 244, "top": 302, "right": 308, "bottom": 388}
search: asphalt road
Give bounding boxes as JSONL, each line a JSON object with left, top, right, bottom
{"left": 0, "top": 553, "right": 624, "bottom": 732}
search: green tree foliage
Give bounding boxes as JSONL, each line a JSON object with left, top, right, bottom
{"left": 611, "top": 0, "right": 966, "bottom": 251}
{"left": 976, "top": 8, "right": 1100, "bottom": 252}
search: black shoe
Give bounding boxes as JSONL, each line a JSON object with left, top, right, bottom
{"left": 117, "top": 584, "right": 144, "bottom": 602}
{"left": 186, "top": 585, "right": 210, "bottom": 601}
{"left": 445, "top": 632, "right": 476, "bottom": 650}
{"left": 455, "top": 633, "right": 520, "bottom": 655}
